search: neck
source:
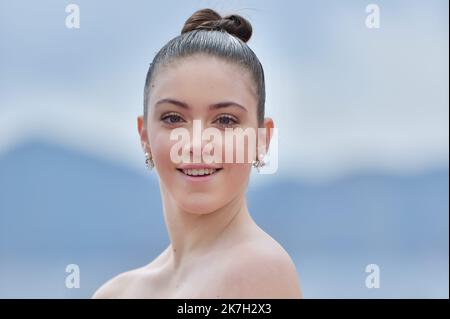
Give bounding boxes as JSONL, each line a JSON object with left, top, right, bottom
{"left": 159, "top": 186, "right": 254, "bottom": 271}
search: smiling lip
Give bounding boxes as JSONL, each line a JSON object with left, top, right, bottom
{"left": 176, "top": 164, "right": 223, "bottom": 182}
{"left": 177, "top": 163, "right": 223, "bottom": 170}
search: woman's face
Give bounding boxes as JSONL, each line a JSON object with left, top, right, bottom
{"left": 138, "top": 54, "right": 271, "bottom": 215}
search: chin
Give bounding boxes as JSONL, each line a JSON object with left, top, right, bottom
{"left": 177, "top": 195, "right": 225, "bottom": 215}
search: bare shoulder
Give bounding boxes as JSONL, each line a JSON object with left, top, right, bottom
{"left": 216, "top": 234, "right": 302, "bottom": 298}
{"left": 92, "top": 247, "right": 171, "bottom": 298}
{"left": 92, "top": 267, "right": 143, "bottom": 299}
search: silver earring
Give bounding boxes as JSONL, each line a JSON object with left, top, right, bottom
{"left": 252, "top": 154, "right": 265, "bottom": 172}
{"left": 145, "top": 152, "right": 154, "bottom": 170}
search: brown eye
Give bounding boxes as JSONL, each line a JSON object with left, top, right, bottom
{"left": 214, "top": 115, "right": 238, "bottom": 128}
{"left": 161, "top": 113, "right": 185, "bottom": 125}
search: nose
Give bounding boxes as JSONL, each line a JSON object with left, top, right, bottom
{"left": 184, "top": 133, "right": 214, "bottom": 163}
{"left": 183, "top": 123, "right": 222, "bottom": 164}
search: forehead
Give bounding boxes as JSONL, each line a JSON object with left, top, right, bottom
{"left": 148, "top": 54, "right": 257, "bottom": 110}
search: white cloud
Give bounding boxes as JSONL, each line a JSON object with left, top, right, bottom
{"left": 0, "top": 0, "right": 448, "bottom": 183}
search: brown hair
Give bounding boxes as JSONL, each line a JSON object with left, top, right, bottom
{"left": 143, "top": 8, "right": 266, "bottom": 125}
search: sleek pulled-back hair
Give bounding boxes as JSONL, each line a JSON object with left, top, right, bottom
{"left": 143, "top": 8, "right": 266, "bottom": 126}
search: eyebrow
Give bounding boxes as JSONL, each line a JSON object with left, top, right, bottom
{"left": 155, "top": 98, "right": 247, "bottom": 112}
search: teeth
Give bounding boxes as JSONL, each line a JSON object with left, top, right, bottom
{"left": 182, "top": 168, "right": 217, "bottom": 176}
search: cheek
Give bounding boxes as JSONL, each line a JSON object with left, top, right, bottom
{"left": 149, "top": 130, "right": 176, "bottom": 174}
{"left": 224, "top": 163, "right": 252, "bottom": 187}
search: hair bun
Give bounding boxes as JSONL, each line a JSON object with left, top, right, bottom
{"left": 181, "top": 8, "right": 253, "bottom": 43}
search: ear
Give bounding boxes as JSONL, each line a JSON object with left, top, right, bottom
{"left": 258, "top": 117, "right": 274, "bottom": 155}
{"left": 137, "top": 115, "right": 151, "bottom": 154}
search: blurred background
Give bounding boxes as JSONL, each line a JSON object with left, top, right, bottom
{"left": 0, "top": 0, "right": 448, "bottom": 298}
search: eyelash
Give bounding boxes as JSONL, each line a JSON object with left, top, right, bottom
{"left": 160, "top": 113, "right": 239, "bottom": 128}
{"left": 213, "top": 114, "right": 239, "bottom": 128}
{"left": 160, "top": 112, "right": 185, "bottom": 125}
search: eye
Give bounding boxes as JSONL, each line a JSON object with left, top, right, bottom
{"left": 213, "top": 114, "right": 239, "bottom": 128}
{"left": 161, "top": 112, "right": 185, "bottom": 125}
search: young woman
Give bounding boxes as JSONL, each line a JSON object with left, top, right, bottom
{"left": 93, "top": 8, "right": 302, "bottom": 299}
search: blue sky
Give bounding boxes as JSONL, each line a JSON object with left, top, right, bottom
{"left": 0, "top": 1, "right": 448, "bottom": 298}
{"left": 0, "top": 0, "right": 448, "bottom": 183}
